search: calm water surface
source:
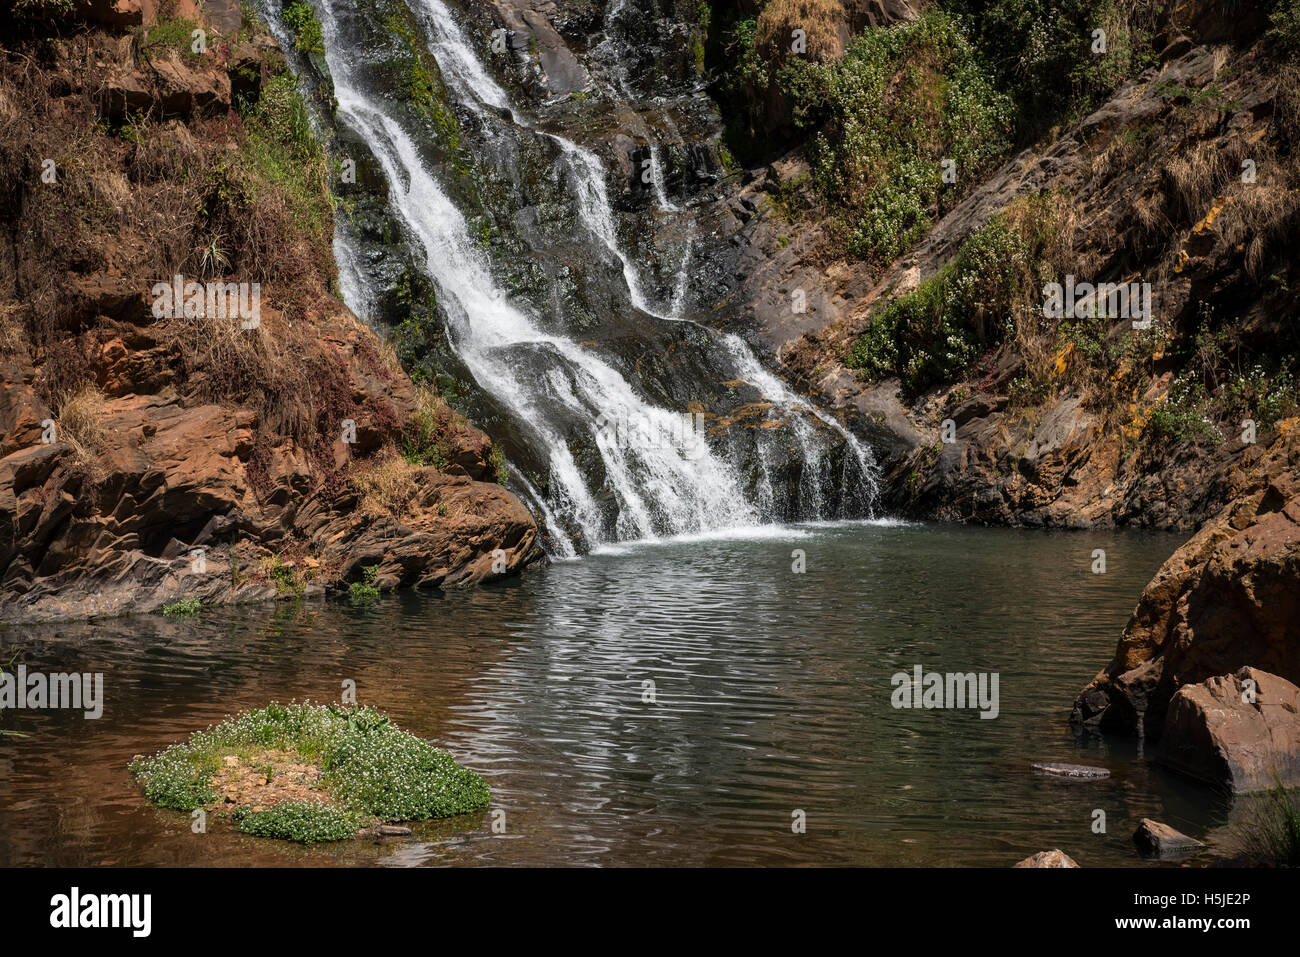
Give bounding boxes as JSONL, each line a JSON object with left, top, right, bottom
{"left": 0, "top": 520, "right": 1224, "bottom": 867}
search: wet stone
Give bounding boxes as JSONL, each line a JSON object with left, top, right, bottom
{"left": 1031, "top": 762, "right": 1110, "bottom": 779}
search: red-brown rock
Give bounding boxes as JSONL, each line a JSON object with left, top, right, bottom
{"left": 1155, "top": 668, "right": 1300, "bottom": 793}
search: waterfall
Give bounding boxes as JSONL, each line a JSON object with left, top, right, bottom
{"left": 287, "top": 0, "right": 877, "bottom": 552}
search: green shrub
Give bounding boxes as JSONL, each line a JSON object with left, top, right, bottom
{"left": 348, "top": 566, "right": 381, "bottom": 604}
{"left": 846, "top": 211, "right": 1041, "bottom": 395}
{"left": 1142, "top": 374, "right": 1221, "bottom": 447}
{"left": 780, "top": 9, "right": 1013, "bottom": 267}
{"left": 140, "top": 18, "right": 207, "bottom": 63}
{"left": 1224, "top": 363, "right": 1299, "bottom": 434}
{"left": 237, "top": 801, "right": 361, "bottom": 844}
{"left": 161, "top": 596, "right": 203, "bottom": 617}
{"left": 282, "top": 0, "right": 326, "bottom": 57}
{"left": 12, "top": 0, "right": 74, "bottom": 20}
{"left": 942, "top": 0, "right": 1162, "bottom": 131}
{"left": 208, "top": 71, "right": 335, "bottom": 296}
{"left": 488, "top": 445, "right": 508, "bottom": 485}
{"left": 1271, "top": 0, "right": 1300, "bottom": 60}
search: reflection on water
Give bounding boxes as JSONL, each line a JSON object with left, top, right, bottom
{"left": 0, "top": 521, "right": 1223, "bottom": 866}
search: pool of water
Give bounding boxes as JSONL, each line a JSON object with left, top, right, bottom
{"left": 0, "top": 520, "right": 1227, "bottom": 866}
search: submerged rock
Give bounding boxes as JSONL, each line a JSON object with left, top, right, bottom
{"left": 1031, "top": 762, "right": 1110, "bottom": 779}
{"left": 1155, "top": 667, "right": 1300, "bottom": 793}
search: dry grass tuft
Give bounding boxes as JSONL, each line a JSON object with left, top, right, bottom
{"left": 1218, "top": 175, "right": 1299, "bottom": 278}
{"left": 0, "top": 302, "right": 25, "bottom": 354}
{"left": 56, "top": 383, "right": 106, "bottom": 477}
{"left": 353, "top": 452, "right": 420, "bottom": 518}
{"left": 756, "top": 0, "right": 849, "bottom": 65}
{"left": 1164, "top": 141, "right": 1227, "bottom": 222}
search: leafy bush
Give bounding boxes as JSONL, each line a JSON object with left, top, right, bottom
{"left": 11, "top": 0, "right": 74, "bottom": 21}
{"left": 846, "top": 209, "right": 1045, "bottom": 395}
{"left": 1142, "top": 375, "right": 1221, "bottom": 448}
{"left": 400, "top": 387, "right": 461, "bottom": 469}
{"left": 942, "top": 0, "right": 1162, "bottom": 131}
{"left": 348, "top": 566, "right": 381, "bottom": 604}
{"left": 780, "top": 9, "right": 1013, "bottom": 267}
{"left": 1271, "top": 0, "right": 1300, "bottom": 61}
{"left": 1224, "top": 363, "right": 1299, "bottom": 434}
{"left": 237, "top": 801, "right": 361, "bottom": 844}
{"left": 282, "top": 0, "right": 326, "bottom": 57}
{"left": 161, "top": 596, "right": 203, "bottom": 617}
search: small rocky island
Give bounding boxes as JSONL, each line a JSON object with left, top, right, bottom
{"left": 130, "top": 703, "right": 489, "bottom": 844}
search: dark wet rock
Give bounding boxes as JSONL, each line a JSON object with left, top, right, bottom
{"left": 1030, "top": 762, "right": 1110, "bottom": 780}
{"left": 1155, "top": 668, "right": 1300, "bottom": 793}
{"left": 1133, "top": 818, "right": 1204, "bottom": 858}
{"left": 487, "top": 0, "right": 589, "bottom": 95}
{"left": 1014, "top": 849, "right": 1079, "bottom": 868}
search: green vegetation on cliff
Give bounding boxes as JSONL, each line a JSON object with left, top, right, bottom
{"left": 282, "top": 0, "right": 326, "bottom": 56}
{"left": 710, "top": 1, "right": 1165, "bottom": 266}
{"left": 846, "top": 196, "right": 1067, "bottom": 396}
{"left": 783, "top": 10, "right": 1013, "bottom": 267}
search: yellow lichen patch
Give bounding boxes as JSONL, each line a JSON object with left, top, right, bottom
{"left": 710, "top": 402, "right": 776, "bottom": 431}
{"left": 1050, "top": 341, "right": 1074, "bottom": 377}
{"left": 1191, "top": 197, "right": 1228, "bottom": 236}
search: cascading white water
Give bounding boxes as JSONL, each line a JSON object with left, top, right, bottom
{"left": 285, "top": 0, "right": 877, "bottom": 550}
{"left": 402, "top": 4, "right": 873, "bottom": 477}
{"left": 313, "top": 0, "right": 765, "bottom": 550}
{"left": 405, "top": 0, "right": 674, "bottom": 321}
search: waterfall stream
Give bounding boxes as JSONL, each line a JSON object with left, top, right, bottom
{"left": 277, "top": 0, "right": 878, "bottom": 554}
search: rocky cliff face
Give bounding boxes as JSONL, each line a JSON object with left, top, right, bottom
{"left": 704, "top": 0, "right": 1298, "bottom": 532}
{"left": 0, "top": 0, "right": 539, "bottom": 623}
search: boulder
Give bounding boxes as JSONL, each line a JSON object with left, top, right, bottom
{"left": 76, "top": 0, "right": 159, "bottom": 28}
{"left": 488, "top": 0, "right": 589, "bottom": 95}
{"left": 1014, "top": 849, "right": 1079, "bottom": 868}
{"left": 1072, "top": 459, "right": 1300, "bottom": 739}
{"left": 1133, "top": 818, "right": 1204, "bottom": 858}
{"left": 1154, "top": 668, "right": 1300, "bottom": 792}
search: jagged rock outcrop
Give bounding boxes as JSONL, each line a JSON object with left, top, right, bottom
{"left": 0, "top": 302, "right": 540, "bottom": 623}
{"left": 1154, "top": 667, "right": 1300, "bottom": 792}
{"left": 1071, "top": 447, "right": 1300, "bottom": 738}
